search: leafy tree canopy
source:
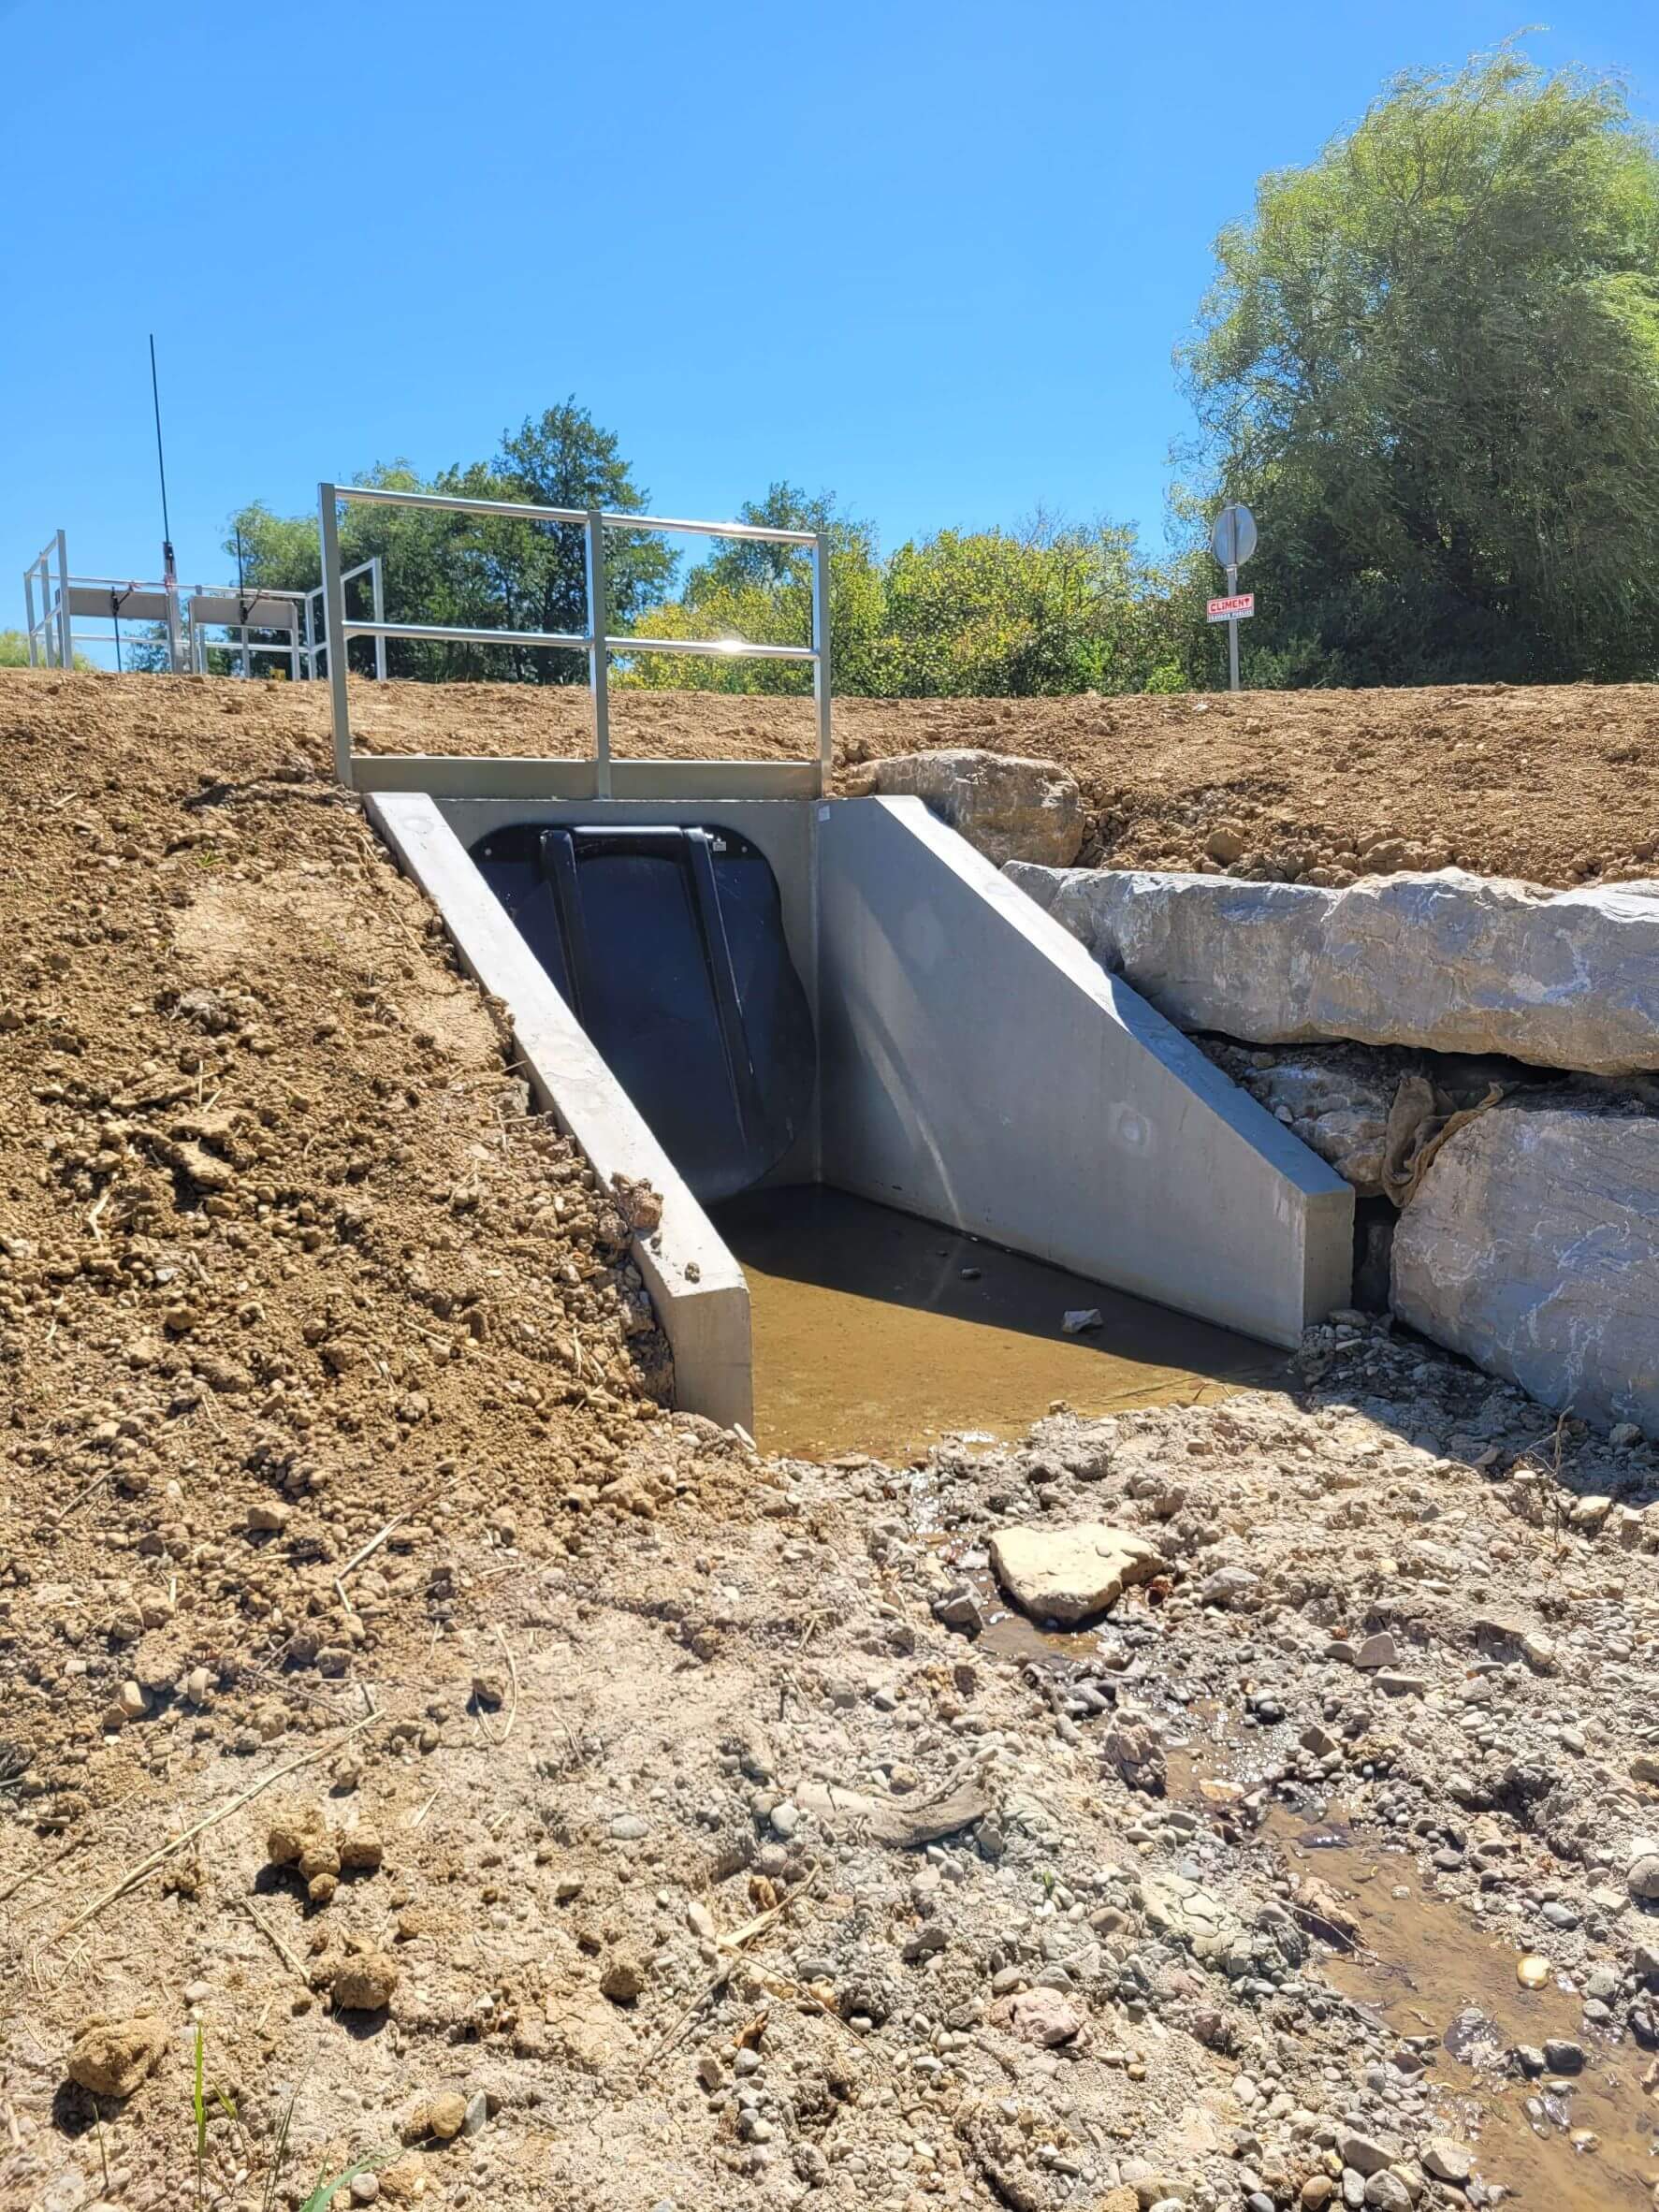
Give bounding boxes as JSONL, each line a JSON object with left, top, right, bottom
{"left": 624, "top": 495, "right": 1202, "bottom": 698}
{"left": 229, "top": 402, "right": 675, "bottom": 682}
{"left": 1179, "top": 43, "right": 1659, "bottom": 683}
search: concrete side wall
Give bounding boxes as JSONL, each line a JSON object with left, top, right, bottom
{"left": 817, "top": 798, "right": 1353, "bottom": 1348}
{"left": 367, "top": 793, "right": 753, "bottom": 1432}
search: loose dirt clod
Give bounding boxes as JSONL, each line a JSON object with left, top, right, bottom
{"left": 329, "top": 1951, "right": 400, "bottom": 2013}
{"left": 65, "top": 2014, "right": 167, "bottom": 2100}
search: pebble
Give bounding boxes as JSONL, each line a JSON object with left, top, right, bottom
{"left": 427, "top": 2091, "right": 468, "bottom": 2141}
{"left": 602, "top": 1954, "right": 648, "bottom": 2002}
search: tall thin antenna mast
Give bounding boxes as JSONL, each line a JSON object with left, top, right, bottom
{"left": 149, "top": 334, "right": 182, "bottom": 672}
{"left": 149, "top": 333, "right": 172, "bottom": 551}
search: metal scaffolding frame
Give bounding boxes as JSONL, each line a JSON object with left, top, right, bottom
{"left": 317, "top": 483, "right": 833, "bottom": 796}
{"left": 188, "top": 587, "right": 308, "bottom": 679}
{"left": 21, "top": 531, "right": 386, "bottom": 684}
{"left": 22, "top": 531, "right": 76, "bottom": 667}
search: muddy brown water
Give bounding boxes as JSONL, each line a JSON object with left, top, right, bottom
{"left": 711, "top": 1184, "right": 1286, "bottom": 1463}
{"left": 1164, "top": 1734, "right": 1657, "bottom": 2208}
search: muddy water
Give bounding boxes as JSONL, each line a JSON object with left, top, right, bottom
{"left": 1296, "top": 1843, "right": 1657, "bottom": 2210}
{"left": 711, "top": 1184, "right": 1285, "bottom": 1463}
{"left": 1163, "top": 1733, "right": 1656, "bottom": 2208}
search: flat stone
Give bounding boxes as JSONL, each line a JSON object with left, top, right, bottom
{"left": 989, "top": 1522, "right": 1163, "bottom": 1625}
{"left": 795, "top": 1776, "right": 990, "bottom": 1848}
{"left": 1362, "top": 2176, "right": 1410, "bottom": 2212}
{"left": 1392, "top": 1101, "right": 1659, "bottom": 1434}
{"left": 1338, "top": 2131, "right": 1398, "bottom": 2177}
{"left": 1420, "top": 2137, "right": 1474, "bottom": 2185}
{"left": 1138, "top": 1869, "right": 1241, "bottom": 1967}
{"left": 1006, "top": 864, "right": 1659, "bottom": 1075}
{"left": 852, "top": 749, "right": 1085, "bottom": 867}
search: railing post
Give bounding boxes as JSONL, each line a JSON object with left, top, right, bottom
{"left": 371, "top": 557, "right": 387, "bottom": 682}
{"left": 23, "top": 559, "right": 38, "bottom": 668}
{"left": 812, "top": 530, "right": 833, "bottom": 796}
{"left": 585, "top": 508, "right": 612, "bottom": 799}
{"left": 317, "top": 484, "right": 354, "bottom": 786}
{"left": 54, "top": 531, "right": 72, "bottom": 670}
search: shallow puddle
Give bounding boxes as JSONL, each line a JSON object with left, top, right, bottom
{"left": 1164, "top": 1733, "right": 1657, "bottom": 2209}
{"left": 1292, "top": 1838, "right": 1657, "bottom": 2212}
{"left": 712, "top": 1184, "right": 1286, "bottom": 1463}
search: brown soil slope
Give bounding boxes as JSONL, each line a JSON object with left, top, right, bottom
{"left": 10, "top": 666, "right": 1656, "bottom": 885}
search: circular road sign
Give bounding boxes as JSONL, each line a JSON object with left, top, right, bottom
{"left": 1211, "top": 502, "right": 1258, "bottom": 570}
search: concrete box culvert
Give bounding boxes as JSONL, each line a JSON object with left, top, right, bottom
{"left": 368, "top": 789, "right": 1354, "bottom": 1433}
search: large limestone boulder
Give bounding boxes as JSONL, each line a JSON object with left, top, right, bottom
{"left": 1006, "top": 864, "right": 1659, "bottom": 1076}
{"left": 1391, "top": 1101, "right": 1659, "bottom": 1434}
{"left": 989, "top": 1522, "right": 1163, "bottom": 1624}
{"left": 851, "top": 749, "right": 1085, "bottom": 867}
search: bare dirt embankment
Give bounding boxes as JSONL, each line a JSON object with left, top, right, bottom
{"left": 2, "top": 669, "right": 1658, "bottom": 2212}
{"left": 325, "top": 668, "right": 1659, "bottom": 887}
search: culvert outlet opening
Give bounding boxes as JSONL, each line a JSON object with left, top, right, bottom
{"left": 367, "top": 788, "right": 1353, "bottom": 1440}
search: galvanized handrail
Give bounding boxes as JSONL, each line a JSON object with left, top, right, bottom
{"left": 317, "top": 481, "right": 832, "bottom": 794}
{"left": 22, "top": 531, "right": 71, "bottom": 668}
{"left": 303, "top": 558, "right": 386, "bottom": 683}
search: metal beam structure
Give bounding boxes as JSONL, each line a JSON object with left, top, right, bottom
{"left": 316, "top": 483, "right": 834, "bottom": 797}
{"left": 20, "top": 529, "right": 386, "bottom": 686}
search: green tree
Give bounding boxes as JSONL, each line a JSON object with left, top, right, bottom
{"left": 1180, "top": 43, "right": 1659, "bottom": 684}
{"left": 226, "top": 402, "right": 675, "bottom": 683}
{"left": 622, "top": 495, "right": 1201, "bottom": 698}
{"left": 1, "top": 627, "right": 94, "bottom": 671}
{"left": 619, "top": 485, "right": 884, "bottom": 694}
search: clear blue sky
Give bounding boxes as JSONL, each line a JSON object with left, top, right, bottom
{"left": 4, "top": 1, "right": 1656, "bottom": 606}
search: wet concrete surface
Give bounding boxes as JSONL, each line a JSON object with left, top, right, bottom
{"left": 712, "top": 1184, "right": 1285, "bottom": 1463}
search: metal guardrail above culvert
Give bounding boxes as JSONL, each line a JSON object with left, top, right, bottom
{"left": 317, "top": 482, "right": 833, "bottom": 800}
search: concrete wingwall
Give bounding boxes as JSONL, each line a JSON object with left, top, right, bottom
{"left": 816, "top": 797, "right": 1354, "bottom": 1348}
{"left": 366, "top": 793, "right": 753, "bottom": 1433}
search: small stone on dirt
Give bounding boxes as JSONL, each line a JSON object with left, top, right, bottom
{"left": 987, "top": 1985, "right": 1087, "bottom": 2046}
{"left": 989, "top": 1521, "right": 1163, "bottom": 1624}
{"left": 331, "top": 1950, "right": 400, "bottom": 2013}
{"left": 1421, "top": 2138, "right": 1474, "bottom": 2186}
{"left": 602, "top": 1953, "right": 648, "bottom": 2003}
{"left": 426, "top": 2090, "right": 468, "bottom": 2141}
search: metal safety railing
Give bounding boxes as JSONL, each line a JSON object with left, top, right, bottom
{"left": 188, "top": 588, "right": 309, "bottom": 680}
{"left": 22, "top": 531, "right": 72, "bottom": 667}
{"left": 317, "top": 482, "right": 832, "bottom": 793}
{"left": 304, "top": 558, "right": 386, "bottom": 683}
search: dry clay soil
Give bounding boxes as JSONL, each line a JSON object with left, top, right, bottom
{"left": 3, "top": 669, "right": 1659, "bottom": 2212}
{"left": 311, "top": 669, "right": 1659, "bottom": 885}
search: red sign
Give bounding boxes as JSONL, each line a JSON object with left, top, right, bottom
{"left": 1207, "top": 593, "right": 1255, "bottom": 622}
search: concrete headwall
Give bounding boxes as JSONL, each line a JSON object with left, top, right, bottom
{"left": 817, "top": 798, "right": 1353, "bottom": 1348}
{"left": 367, "top": 793, "right": 753, "bottom": 1432}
